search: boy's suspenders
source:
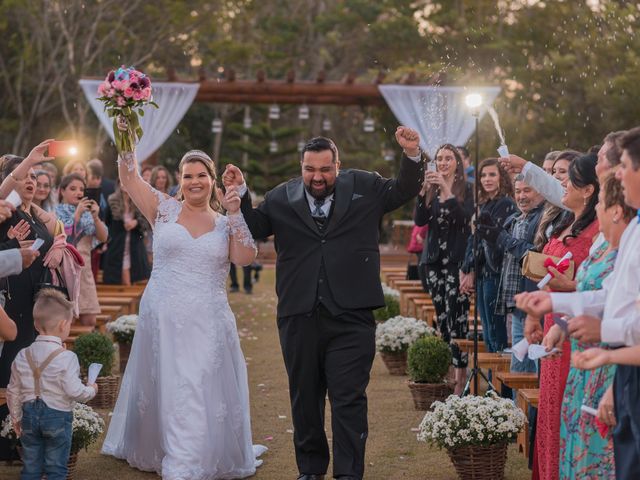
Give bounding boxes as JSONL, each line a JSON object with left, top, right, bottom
{"left": 25, "top": 348, "right": 65, "bottom": 398}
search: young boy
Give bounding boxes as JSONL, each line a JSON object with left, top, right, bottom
{"left": 6, "top": 288, "right": 97, "bottom": 480}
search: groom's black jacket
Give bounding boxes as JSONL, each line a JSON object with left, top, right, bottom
{"left": 240, "top": 154, "right": 423, "bottom": 318}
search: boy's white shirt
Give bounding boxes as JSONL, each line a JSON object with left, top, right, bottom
{"left": 550, "top": 220, "right": 640, "bottom": 346}
{"left": 6, "top": 335, "right": 96, "bottom": 422}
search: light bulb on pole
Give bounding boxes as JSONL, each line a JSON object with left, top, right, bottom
{"left": 465, "top": 93, "right": 483, "bottom": 116}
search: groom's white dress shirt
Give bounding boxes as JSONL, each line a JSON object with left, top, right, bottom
{"left": 550, "top": 220, "right": 640, "bottom": 346}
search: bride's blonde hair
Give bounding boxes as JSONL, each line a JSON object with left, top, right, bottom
{"left": 176, "top": 150, "right": 221, "bottom": 211}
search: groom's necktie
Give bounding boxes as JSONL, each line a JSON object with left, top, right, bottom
{"left": 312, "top": 198, "right": 327, "bottom": 229}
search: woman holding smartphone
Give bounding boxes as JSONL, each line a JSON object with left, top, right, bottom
{"left": 414, "top": 144, "right": 474, "bottom": 394}
{"left": 56, "top": 173, "right": 108, "bottom": 326}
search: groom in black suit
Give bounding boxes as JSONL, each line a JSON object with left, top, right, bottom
{"left": 223, "top": 127, "right": 423, "bottom": 480}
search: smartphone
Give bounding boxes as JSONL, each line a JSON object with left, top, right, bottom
{"left": 84, "top": 187, "right": 102, "bottom": 204}
{"left": 48, "top": 141, "right": 78, "bottom": 157}
{"left": 427, "top": 161, "right": 437, "bottom": 172}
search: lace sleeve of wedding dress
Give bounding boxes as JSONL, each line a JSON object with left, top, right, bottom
{"left": 149, "top": 186, "right": 181, "bottom": 226}
{"left": 227, "top": 212, "right": 257, "bottom": 251}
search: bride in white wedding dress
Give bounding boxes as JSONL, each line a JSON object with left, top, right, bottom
{"left": 102, "top": 143, "right": 265, "bottom": 479}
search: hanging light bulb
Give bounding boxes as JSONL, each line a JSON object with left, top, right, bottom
{"left": 298, "top": 140, "right": 306, "bottom": 152}
{"left": 322, "top": 118, "right": 332, "bottom": 131}
{"left": 363, "top": 116, "right": 375, "bottom": 133}
{"left": 269, "top": 140, "right": 279, "bottom": 153}
{"left": 298, "top": 105, "right": 309, "bottom": 120}
{"left": 211, "top": 118, "right": 223, "bottom": 134}
{"left": 268, "top": 104, "right": 280, "bottom": 120}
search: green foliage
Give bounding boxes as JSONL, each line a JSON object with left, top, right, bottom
{"left": 73, "top": 333, "right": 115, "bottom": 378}
{"left": 374, "top": 294, "right": 400, "bottom": 322}
{"left": 407, "top": 336, "right": 451, "bottom": 383}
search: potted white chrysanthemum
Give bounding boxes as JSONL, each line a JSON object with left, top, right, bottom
{"left": 417, "top": 393, "right": 526, "bottom": 480}
{"left": 1, "top": 403, "right": 104, "bottom": 479}
{"left": 375, "top": 315, "right": 434, "bottom": 375}
{"left": 106, "top": 314, "right": 137, "bottom": 373}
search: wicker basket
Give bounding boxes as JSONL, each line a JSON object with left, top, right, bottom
{"left": 66, "top": 452, "right": 79, "bottom": 480}
{"left": 379, "top": 350, "right": 408, "bottom": 375}
{"left": 447, "top": 442, "right": 508, "bottom": 480}
{"left": 407, "top": 381, "right": 453, "bottom": 410}
{"left": 118, "top": 342, "right": 131, "bottom": 374}
{"left": 88, "top": 374, "right": 120, "bottom": 409}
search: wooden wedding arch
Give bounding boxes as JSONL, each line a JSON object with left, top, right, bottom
{"left": 168, "top": 67, "right": 446, "bottom": 106}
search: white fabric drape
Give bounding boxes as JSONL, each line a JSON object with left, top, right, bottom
{"left": 79, "top": 80, "right": 200, "bottom": 163}
{"left": 379, "top": 85, "right": 501, "bottom": 159}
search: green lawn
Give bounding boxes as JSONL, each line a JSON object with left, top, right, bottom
{"left": 0, "top": 267, "right": 530, "bottom": 479}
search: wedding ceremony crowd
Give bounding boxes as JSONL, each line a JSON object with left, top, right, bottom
{"left": 0, "top": 119, "right": 639, "bottom": 480}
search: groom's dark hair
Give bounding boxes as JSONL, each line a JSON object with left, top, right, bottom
{"left": 301, "top": 137, "right": 338, "bottom": 163}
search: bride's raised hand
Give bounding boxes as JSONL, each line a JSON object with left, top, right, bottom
{"left": 220, "top": 186, "right": 241, "bottom": 214}
{"left": 222, "top": 165, "right": 245, "bottom": 188}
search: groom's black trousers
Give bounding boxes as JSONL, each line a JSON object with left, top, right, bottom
{"left": 277, "top": 304, "right": 376, "bottom": 479}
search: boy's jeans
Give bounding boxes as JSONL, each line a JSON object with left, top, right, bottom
{"left": 20, "top": 399, "right": 72, "bottom": 480}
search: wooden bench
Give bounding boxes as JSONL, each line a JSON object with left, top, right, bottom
{"left": 495, "top": 372, "right": 538, "bottom": 393}
{"left": 517, "top": 388, "right": 540, "bottom": 458}
{"left": 400, "top": 291, "right": 428, "bottom": 316}
{"left": 100, "top": 304, "right": 126, "bottom": 319}
{"left": 97, "top": 296, "right": 138, "bottom": 315}
{"left": 453, "top": 338, "right": 487, "bottom": 355}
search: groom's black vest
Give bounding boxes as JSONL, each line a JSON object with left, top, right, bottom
{"left": 240, "top": 154, "right": 423, "bottom": 318}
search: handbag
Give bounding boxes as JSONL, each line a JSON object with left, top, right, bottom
{"left": 521, "top": 251, "right": 575, "bottom": 283}
{"left": 34, "top": 267, "right": 70, "bottom": 301}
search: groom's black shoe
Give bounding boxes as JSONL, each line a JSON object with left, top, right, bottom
{"left": 297, "top": 475, "right": 325, "bottom": 480}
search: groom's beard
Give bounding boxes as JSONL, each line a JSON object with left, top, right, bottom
{"left": 304, "top": 181, "right": 335, "bottom": 200}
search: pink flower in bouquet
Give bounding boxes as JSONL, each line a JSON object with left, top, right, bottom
{"left": 132, "top": 90, "right": 143, "bottom": 101}
{"left": 98, "top": 81, "right": 110, "bottom": 96}
{"left": 124, "top": 87, "right": 135, "bottom": 99}
{"left": 107, "top": 88, "right": 116, "bottom": 98}
{"left": 141, "top": 87, "right": 151, "bottom": 101}
{"left": 116, "top": 96, "right": 126, "bottom": 107}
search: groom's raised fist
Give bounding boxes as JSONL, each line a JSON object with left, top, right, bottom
{"left": 223, "top": 164, "right": 245, "bottom": 188}
{"left": 395, "top": 126, "right": 421, "bottom": 157}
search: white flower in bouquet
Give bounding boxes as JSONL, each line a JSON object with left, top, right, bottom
{"left": 375, "top": 315, "right": 435, "bottom": 353}
{"left": 106, "top": 314, "right": 138, "bottom": 344}
{"left": 417, "top": 392, "right": 526, "bottom": 450}
{"left": 381, "top": 283, "right": 400, "bottom": 298}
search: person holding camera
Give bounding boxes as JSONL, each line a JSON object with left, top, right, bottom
{"left": 55, "top": 173, "right": 108, "bottom": 327}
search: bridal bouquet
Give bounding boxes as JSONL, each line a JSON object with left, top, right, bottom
{"left": 106, "top": 314, "right": 138, "bottom": 344}
{"left": 1, "top": 403, "right": 104, "bottom": 454}
{"left": 97, "top": 66, "right": 158, "bottom": 153}
{"left": 375, "top": 315, "right": 434, "bottom": 353}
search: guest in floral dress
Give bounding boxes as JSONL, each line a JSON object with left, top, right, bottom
{"left": 56, "top": 173, "right": 108, "bottom": 326}
{"left": 553, "top": 173, "right": 635, "bottom": 478}
{"left": 414, "top": 144, "right": 473, "bottom": 394}
{"left": 524, "top": 153, "right": 600, "bottom": 480}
